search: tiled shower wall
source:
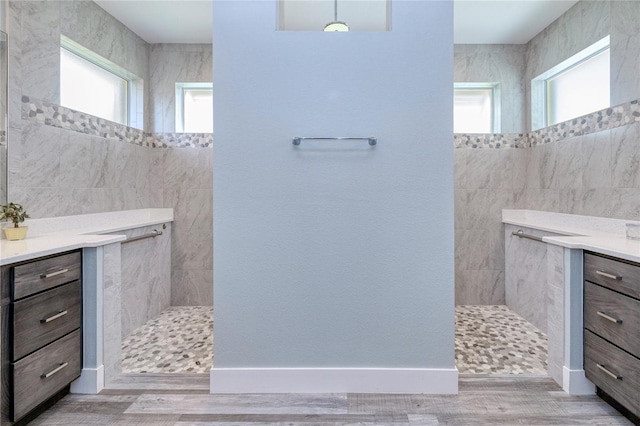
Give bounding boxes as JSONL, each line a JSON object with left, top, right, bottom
{"left": 150, "top": 44, "right": 213, "bottom": 134}
{"left": 455, "top": 0, "right": 640, "bottom": 305}
{"left": 12, "top": 96, "right": 214, "bottom": 307}
{"left": 6, "top": 0, "right": 213, "bottom": 307}
{"left": 455, "top": 101, "right": 640, "bottom": 305}
{"left": 524, "top": 0, "right": 640, "bottom": 128}
{"left": 454, "top": 44, "right": 526, "bottom": 134}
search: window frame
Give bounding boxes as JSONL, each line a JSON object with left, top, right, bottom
{"left": 531, "top": 36, "right": 610, "bottom": 130}
{"left": 175, "top": 82, "right": 213, "bottom": 133}
{"left": 60, "top": 35, "right": 143, "bottom": 129}
{"left": 453, "top": 82, "right": 501, "bottom": 134}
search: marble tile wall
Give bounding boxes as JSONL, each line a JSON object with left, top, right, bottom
{"left": 454, "top": 44, "right": 526, "bottom": 133}
{"left": 113, "top": 224, "right": 172, "bottom": 338}
{"left": 503, "top": 225, "right": 564, "bottom": 385}
{"left": 455, "top": 148, "right": 518, "bottom": 305}
{"left": 150, "top": 44, "right": 213, "bottom": 133}
{"left": 610, "top": 0, "right": 640, "bottom": 108}
{"left": 150, "top": 148, "right": 213, "bottom": 306}
{"left": 455, "top": 0, "right": 640, "bottom": 305}
{"left": 8, "top": 121, "right": 147, "bottom": 218}
{"left": 60, "top": 0, "right": 150, "bottom": 130}
{"left": 518, "top": 120, "right": 640, "bottom": 220}
{"left": 455, "top": 101, "right": 640, "bottom": 305}
{"left": 525, "top": 0, "right": 640, "bottom": 130}
{"left": 8, "top": 0, "right": 149, "bottom": 126}
{"left": 6, "top": 1, "right": 214, "bottom": 307}
{"left": 6, "top": 0, "right": 152, "bottom": 215}
{"left": 503, "top": 224, "right": 551, "bottom": 333}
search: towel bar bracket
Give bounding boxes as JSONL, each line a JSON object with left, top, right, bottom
{"left": 512, "top": 230, "right": 544, "bottom": 243}
{"left": 122, "top": 229, "right": 163, "bottom": 244}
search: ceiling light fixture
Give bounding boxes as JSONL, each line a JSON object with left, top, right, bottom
{"left": 323, "top": 0, "right": 349, "bottom": 32}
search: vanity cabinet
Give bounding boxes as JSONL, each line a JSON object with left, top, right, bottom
{"left": 1, "top": 250, "right": 82, "bottom": 424}
{"left": 583, "top": 252, "right": 640, "bottom": 420}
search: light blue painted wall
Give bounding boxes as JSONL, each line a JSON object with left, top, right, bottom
{"left": 213, "top": 0, "right": 454, "bottom": 368}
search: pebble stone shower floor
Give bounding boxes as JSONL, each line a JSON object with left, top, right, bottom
{"left": 121, "top": 305, "right": 548, "bottom": 375}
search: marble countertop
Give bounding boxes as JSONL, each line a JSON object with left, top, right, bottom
{"left": 0, "top": 208, "right": 173, "bottom": 265}
{"left": 503, "top": 209, "right": 640, "bottom": 263}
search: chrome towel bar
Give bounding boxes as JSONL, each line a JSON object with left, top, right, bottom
{"left": 122, "top": 229, "right": 162, "bottom": 244}
{"left": 292, "top": 136, "right": 377, "bottom": 146}
{"left": 512, "top": 230, "right": 544, "bottom": 242}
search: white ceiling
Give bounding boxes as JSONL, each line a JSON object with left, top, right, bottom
{"left": 454, "top": 0, "right": 579, "bottom": 44}
{"left": 94, "top": 0, "right": 214, "bottom": 44}
{"left": 93, "top": 0, "right": 580, "bottom": 45}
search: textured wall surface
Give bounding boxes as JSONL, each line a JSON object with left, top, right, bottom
{"left": 213, "top": 1, "right": 455, "bottom": 369}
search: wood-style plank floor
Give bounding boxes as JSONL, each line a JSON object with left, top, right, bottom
{"left": 29, "top": 374, "right": 633, "bottom": 425}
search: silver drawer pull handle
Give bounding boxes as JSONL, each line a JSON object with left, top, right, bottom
{"left": 596, "top": 311, "right": 623, "bottom": 324}
{"left": 41, "top": 362, "right": 68, "bottom": 379}
{"left": 40, "top": 310, "right": 68, "bottom": 324}
{"left": 596, "top": 364, "right": 622, "bottom": 380}
{"left": 40, "top": 268, "right": 69, "bottom": 279}
{"left": 595, "top": 270, "right": 622, "bottom": 280}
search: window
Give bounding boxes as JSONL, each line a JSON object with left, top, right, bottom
{"left": 60, "top": 36, "right": 142, "bottom": 128}
{"left": 453, "top": 83, "right": 500, "bottom": 133}
{"left": 532, "top": 36, "right": 610, "bottom": 129}
{"left": 175, "top": 83, "right": 213, "bottom": 133}
{"left": 278, "top": 0, "right": 390, "bottom": 31}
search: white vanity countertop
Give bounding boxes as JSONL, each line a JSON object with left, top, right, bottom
{"left": 503, "top": 209, "right": 640, "bottom": 263}
{"left": 0, "top": 208, "right": 173, "bottom": 265}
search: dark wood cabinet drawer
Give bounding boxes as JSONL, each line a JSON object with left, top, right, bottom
{"left": 584, "top": 330, "right": 640, "bottom": 418}
{"left": 584, "top": 252, "right": 640, "bottom": 300}
{"left": 584, "top": 281, "right": 640, "bottom": 356}
{"left": 11, "top": 329, "right": 82, "bottom": 421}
{"left": 12, "top": 281, "right": 81, "bottom": 361}
{"left": 12, "top": 251, "right": 81, "bottom": 300}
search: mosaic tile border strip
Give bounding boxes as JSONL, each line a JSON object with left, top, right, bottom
{"left": 153, "top": 132, "right": 212, "bottom": 148}
{"left": 529, "top": 100, "right": 640, "bottom": 147}
{"left": 457, "top": 99, "right": 640, "bottom": 149}
{"left": 22, "top": 96, "right": 640, "bottom": 150}
{"left": 454, "top": 133, "right": 526, "bottom": 149}
{"left": 21, "top": 96, "right": 211, "bottom": 148}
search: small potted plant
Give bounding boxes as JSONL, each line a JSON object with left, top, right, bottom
{"left": 0, "top": 202, "right": 30, "bottom": 240}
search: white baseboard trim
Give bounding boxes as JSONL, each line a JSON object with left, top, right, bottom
{"left": 210, "top": 367, "right": 458, "bottom": 394}
{"left": 70, "top": 365, "right": 105, "bottom": 394}
{"left": 562, "top": 366, "right": 595, "bottom": 395}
